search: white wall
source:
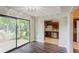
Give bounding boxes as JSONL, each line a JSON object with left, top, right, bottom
{"left": 59, "top": 15, "right": 73, "bottom": 53}
{"left": 77, "top": 21, "right": 79, "bottom": 42}
{"left": 35, "top": 18, "right": 44, "bottom": 42}
{"left": 30, "top": 18, "right": 35, "bottom": 42}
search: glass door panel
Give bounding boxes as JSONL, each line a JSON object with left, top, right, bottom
{"left": 17, "top": 19, "right": 29, "bottom": 47}
{"left": 0, "top": 17, "right": 16, "bottom": 52}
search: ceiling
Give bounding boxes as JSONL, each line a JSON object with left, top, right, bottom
{"left": 6, "top": 6, "right": 74, "bottom": 19}
{"left": 72, "top": 7, "right": 79, "bottom": 18}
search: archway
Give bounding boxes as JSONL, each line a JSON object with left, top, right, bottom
{"left": 72, "top": 7, "right": 79, "bottom": 53}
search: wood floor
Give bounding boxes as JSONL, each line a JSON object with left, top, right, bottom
{"left": 45, "top": 37, "right": 79, "bottom": 53}
{"left": 73, "top": 42, "right": 79, "bottom": 53}
{"left": 8, "top": 37, "right": 79, "bottom": 53}
{"left": 8, "top": 41, "right": 66, "bottom": 53}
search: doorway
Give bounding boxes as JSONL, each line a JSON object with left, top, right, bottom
{"left": 44, "top": 20, "right": 59, "bottom": 45}
{"left": 73, "top": 18, "right": 79, "bottom": 52}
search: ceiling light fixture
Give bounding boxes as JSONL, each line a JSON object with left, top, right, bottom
{"left": 25, "top": 6, "right": 41, "bottom": 12}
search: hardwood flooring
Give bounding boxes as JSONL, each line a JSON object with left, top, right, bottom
{"left": 8, "top": 37, "right": 79, "bottom": 53}
{"left": 8, "top": 41, "right": 66, "bottom": 53}
{"left": 45, "top": 37, "right": 79, "bottom": 53}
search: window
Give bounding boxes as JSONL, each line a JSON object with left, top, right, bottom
{"left": 0, "top": 15, "right": 30, "bottom": 52}
{"left": 17, "top": 19, "right": 30, "bottom": 47}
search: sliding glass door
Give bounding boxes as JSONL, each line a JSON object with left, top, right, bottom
{"left": 0, "top": 17, "right": 16, "bottom": 52}
{"left": 17, "top": 19, "right": 30, "bottom": 47}
{"left": 0, "top": 16, "right": 30, "bottom": 52}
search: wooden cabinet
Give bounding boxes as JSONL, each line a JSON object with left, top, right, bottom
{"left": 45, "top": 31, "right": 59, "bottom": 39}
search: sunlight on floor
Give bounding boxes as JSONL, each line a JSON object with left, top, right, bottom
{"left": 73, "top": 42, "right": 79, "bottom": 50}
{"left": 45, "top": 37, "right": 58, "bottom": 45}
{"left": 45, "top": 37, "right": 79, "bottom": 52}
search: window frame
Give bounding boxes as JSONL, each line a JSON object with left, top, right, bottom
{"left": 0, "top": 14, "right": 30, "bottom": 52}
